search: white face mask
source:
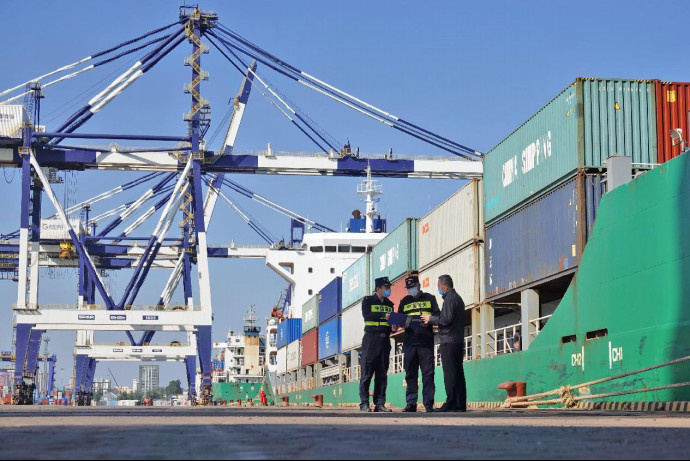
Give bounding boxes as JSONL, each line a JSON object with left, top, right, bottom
{"left": 408, "top": 287, "right": 420, "bottom": 298}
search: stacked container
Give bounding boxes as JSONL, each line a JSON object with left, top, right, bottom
{"left": 370, "top": 218, "right": 418, "bottom": 287}
{"left": 276, "top": 318, "right": 302, "bottom": 350}
{"left": 417, "top": 179, "right": 484, "bottom": 309}
{"left": 341, "top": 254, "right": 370, "bottom": 353}
{"left": 301, "top": 329, "right": 318, "bottom": 366}
{"left": 655, "top": 81, "right": 690, "bottom": 163}
{"left": 301, "top": 294, "right": 319, "bottom": 336}
{"left": 318, "top": 277, "right": 342, "bottom": 323}
{"left": 318, "top": 316, "right": 342, "bottom": 361}
{"left": 341, "top": 301, "right": 365, "bottom": 352}
{"left": 483, "top": 78, "right": 659, "bottom": 300}
{"left": 286, "top": 340, "right": 301, "bottom": 373}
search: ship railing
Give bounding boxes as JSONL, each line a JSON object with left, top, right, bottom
{"left": 433, "top": 337, "right": 474, "bottom": 366}
{"left": 344, "top": 366, "right": 360, "bottom": 382}
{"left": 12, "top": 303, "right": 201, "bottom": 311}
{"left": 308, "top": 377, "right": 315, "bottom": 390}
{"left": 389, "top": 352, "right": 405, "bottom": 374}
{"left": 529, "top": 315, "right": 552, "bottom": 339}
{"left": 484, "top": 323, "right": 521, "bottom": 357}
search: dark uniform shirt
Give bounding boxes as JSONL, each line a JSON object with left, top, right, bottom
{"left": 397, "top": 292, "right": 440, "bottom": 347}
{"left": 361, "top": 294, "right": 393, "bottom": 333}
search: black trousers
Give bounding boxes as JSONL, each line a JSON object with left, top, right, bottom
{"left": 403, "top": 344, "right": 435, "bottom": 407}
{"left": 440, "top": 342, "right": 466, "bottom": 410}
{"left": 359, "top": 332, "right": 391, "bottom": 405}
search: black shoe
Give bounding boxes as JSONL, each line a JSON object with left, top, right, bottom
{"left": 360, "top": 404, "right": 371, "bottom": 412}
{"left": 437, "top": 403, "right": 457, "bottom": 413}
{"left": 373, "top": 405, "right": 392, "bottom": 413}
{"left": 425, "top": 405, "right": 435, "bottom": 413}
{"left": 402, "top": 404, "right": 417, "bottom": 413}
{"left": 455, "top": 407, "right": 467, "bottom": 413}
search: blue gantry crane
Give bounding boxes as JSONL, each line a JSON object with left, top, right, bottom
{"left": 0, "top": 6, "right": 482, "bottom": 405}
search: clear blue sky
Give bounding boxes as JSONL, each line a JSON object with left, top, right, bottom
{"left": 0, "top": 0, "right": 686, "bottom": 390}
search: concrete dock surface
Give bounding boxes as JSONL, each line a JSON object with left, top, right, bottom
{"left": 1, "top": 406, "right": 689, "bottom": 459}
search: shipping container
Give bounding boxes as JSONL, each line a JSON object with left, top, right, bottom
{"left": 370, "top": 218, "right": 418, "bottom": 286}
{"left": 318, "top": 277, "right": 342, "bottom": 324}
{"left": 277, "top": 318, "right": 302, "bottom": 350}
{"left": 655, "top": 81, "right": 690, "bottom": 163}
{"left": 301, "top": 294, "right": 319, "bottom": 335}
{"left": 318, "top": 316, "right": 342, "bottom": 361}
{"left": 485, "top": 174, "right": 605, "bottom": 299}
{"left": 418, "top": 179, "right": 483, "bottom": 268}
{"left": 341, "top": 302, "right": 364, "bottom": 351}
{"left": 419, "top": 242, "right": 484, "bottom": 309}
{"left": 342, "top": 253, "right": 370, "bottom": 309}
{"left": 0, "top": 105, "right": 29, "bottom": 139}
{"left": 484, "top": 78, "right": 657, "bottom": 224}
{"left": 276, "top": 346, "right": 288, "bottom": 375}
{"left": 40, "top": 218, "right": 85, "bottom": 240}
{"left": 287, "top": 340, "right": 301, "bottom": 372}
{"left": 301, "top": 328, "right": 319, "bottom": 366}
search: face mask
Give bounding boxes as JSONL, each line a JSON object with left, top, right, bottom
{"left": 438, "top": 288, "right": 445, "bottom": 296}
{"left": 408, "top": 287, "right": 420, "bottom": 298}
{"left": 383, "top": 288, "right": 391, "bottom": 297}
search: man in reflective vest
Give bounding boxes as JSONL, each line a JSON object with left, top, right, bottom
{"left": 359, "top": 276, "right": 394, "bottom": 412}
{"left": 396, "top": 275, "right": 440, "bottom": 412}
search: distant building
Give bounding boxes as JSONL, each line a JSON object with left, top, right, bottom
{"left": 93, "top": 378, "right": 111, "bottom": 397}
{"left": 132, "top": 379, "right": 139, "bottom": 392}
{"left": 139, "top": 365, "right": 159, "bottom": 395}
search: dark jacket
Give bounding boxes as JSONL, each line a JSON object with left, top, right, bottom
{"left": 428, "top": 288, "right": 465, "bottom": 344}
{"left": 361, "top": 294, "right": 393, "bottom": 333}
{"left": 397, "top": 291, "right": 440, "bottom": 347}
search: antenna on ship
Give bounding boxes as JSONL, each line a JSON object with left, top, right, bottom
{"left": 357, "top": 163, "right": 383, "bottom": 234}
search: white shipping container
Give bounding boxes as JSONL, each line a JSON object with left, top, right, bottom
{"left": 417, "top": 179, "right": 484, "bottom": 269}
{"left": 0, "top": 105, "right": 29, "bottom": 138}
{"left": 341, "top": 302, "right": 365, "bottom": 352}
{"left": 40, "top": 219, "right": 85, "bottom": 240}
{"left": 286, "top": 340, "right": 301, "bottom": 372}
{"left": 276, "top": 346, "right": 288, "bottom": 375}
{"left": 419, "top": 243, "right": 484, "bottom": 309}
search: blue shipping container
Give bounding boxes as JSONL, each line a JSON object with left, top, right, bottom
{"left": 485, "top": 174, "right": 604, "bottom": 299}
{"left": 277, "top": 318, "right": 302, "bottom": 349}
{"left": 318, "top": 277, "right": 342, "bottom": 324}
{"left": 318, "top": 316, "right": 342, "bottom": 361}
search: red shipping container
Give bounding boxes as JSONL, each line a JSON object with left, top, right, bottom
{"left": 301, "top": 329, "right": 318, "bottom": 366}
{"left": 656, "top": 82, "right": 690, "bottom": 163}
{"left": 388, "top": 277, "right": 408, "bottom": 310}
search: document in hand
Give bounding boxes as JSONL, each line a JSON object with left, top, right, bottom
{"left": 387, "top": 312, "right": 408, "bottom": 327}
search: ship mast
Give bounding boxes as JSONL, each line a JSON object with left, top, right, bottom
{"left": 357, "top": 163, "right": 383, "bottom": 233}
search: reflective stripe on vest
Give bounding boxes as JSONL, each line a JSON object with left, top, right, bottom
{"left": 365, "top": 321, "right": 389, "bottom": 327}
{"left": 402, "top": 300, "right": 432, "bottom": 315}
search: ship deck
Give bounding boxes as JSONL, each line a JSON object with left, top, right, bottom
{"left": 1, "top": 406, "right": 688, "bottom": 459}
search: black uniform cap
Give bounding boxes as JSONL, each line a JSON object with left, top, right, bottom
{"left": 374, "top": 276, "right": 391, "bottom": 289}
{"left": 405, "top": 275, "right": 420, "bottom": 288}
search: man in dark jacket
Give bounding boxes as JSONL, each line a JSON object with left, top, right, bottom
{"left": 421, "top": 274, "right": 466, "bottom": 412}
{"left": 396, "top": 275, "right": 440, "bottom": 412}
{"left": 359, "top": 276, "right": 394, "bottom": 413}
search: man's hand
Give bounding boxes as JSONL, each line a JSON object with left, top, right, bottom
{"left": 420, "top": 313, "right": 431, "bottom": 325}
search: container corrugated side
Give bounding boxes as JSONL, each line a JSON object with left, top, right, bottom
{"left": 342, "top": 253, "right": 370, "bottom": 309}
{"left": 277, "top": 319, "right": 302, "bottom": 349}
{"left": 484, "top": 78, "right": 657, "bottom": 224}
{"left": 318, "top": 277, "right": 342, "bottom": 324}
{"left": 419, "top": 243, "right": 483, "bottom": 309}
{"left": 301, "top": 294, "right": 319, "bottom": 335}
{"left": 286, "top": 340, "right": 301, "bottom": 372}
{"left": 301, "top": 328, "right": 318, "bottom": 366}
{"left": 418, "top": 179, "right": 483, "bottom": 268}
{"left": 388, "top": 276, "right": 407, "bottom": 309}
{"left": 370, "top": 218, "right": 418, "bottom": 286}
{"left": 318, "top": 316, "right": 342, "bottom": 361}
{"left": 341, "top": 302, "right": 364, "bottom": 351}
{"left": 655, "top": 81, "right": 690, "bottom": 163}
{"left": 276, "top": 346, "right": 287, "bottom": 375}
{"left": 485, "top": 174, "right": 605, "bottom": 299}
{"left": 0, "top": 105, "right": 29, "bottom": 139}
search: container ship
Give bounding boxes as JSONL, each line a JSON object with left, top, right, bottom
{"left": 213, "top": 78, "right": 690, "bottom": 409}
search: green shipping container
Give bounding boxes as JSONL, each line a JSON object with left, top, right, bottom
{"left": 484, "top": 78, "right": 657, "bottom": 224}
{"left": 370, "top": 218, "right": 418, "bottom": 287}
{"left": 301, "top": 294, "right": 319, "bottom": 335}
{"left": 341, "top": 253, "right": 370, "bottom": 309}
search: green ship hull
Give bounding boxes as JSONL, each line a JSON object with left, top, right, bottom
{"left": 217, "top": 151, "right": 690, "bottom": 407}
